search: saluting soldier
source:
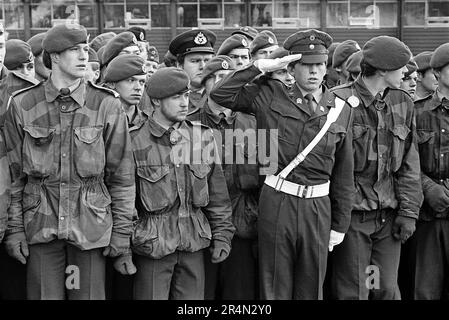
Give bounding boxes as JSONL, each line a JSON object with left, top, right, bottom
{"left": 3, "top": 23, "right": 136, "bottom": 300}
{"left": 331, "top": 36, "right": 423, "bottom": 300}
{"left": 188, "top": 55, "right": 260, "bottom": 300}
{"left": 412, "top": 43, "right": 449, "bottom": 299}
{"left": 130, "top": 67, "right": 235, "bottom": 300}
{"left": 211, "top": 29, "right": 356, "bottom": 300}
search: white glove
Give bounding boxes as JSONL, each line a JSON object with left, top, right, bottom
{"left": 253, "top": 53, "right": 303, "bottom": 73}
{"left": 328, "top": 230, "right": 345, "bottom": 252}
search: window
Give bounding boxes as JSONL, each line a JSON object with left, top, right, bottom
{"left": 104, "top": 2, "right": 125, "bottom": 28}
{"left": 151, "top": 1, "right": 170, "bottom": 28}
{"left": 405, "top": 0, "right": 449, "bottom": 26}
{"left": 224, "top": 0, "right": 245, "bottom": 28}
{"left": 251, "top": 1, "right": 272, "bottom": 27}
{"left": 30, "top": 0, "right": 96, "bottom": 29}
{"left": 327, "top": 0, "right": 397, "bottom": 28}
{"left": 3, "top": 0, "right": 25, "bottom": 29}
{"left": 299, "top": 1, "right": 321, "bottom": 28}
{"left": 177, "top": 1, "right": 197, "bottom": 27}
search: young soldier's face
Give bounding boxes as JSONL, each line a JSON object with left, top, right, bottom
{"left": 158, "top": 91, "right": 190, "bottom": 125}
{"left": 204, "top": 69, "right": 232, "bottom": 95}
{"left": 84, "top": 61, "right": 100, "bottom": 83}
{"left": 13, "top": 61, "right": 35, "bottom": 79}
{"left": 253, "top": 45, "right": 278, "bottom": 61}
{"left": 271, "top": 68, "right": 295, "bottom": 87}
{"left": 290, "top": 61, "right": 326, "bottom": 93}
{"left": 0, "top": 34, "right": 5, "bottom": 70}
{"left": 181, "top": 53, "right": 213, "bottom": 86}
{"left": 400, "top": 71, "right": 418, "bottom": 99}
{"left": 56, "top": 43, "right": 89, "bottom": 80}
{"left": 436, "top": 64, "right": 449, "bottom": 91}
{"left": 119, "top": 45, "right": 141, "bottom": 56}
{"left": 115, "top": 74, "right": 146, "bottom": 106}
{"left": 228, "top": 48, "right": 250, "bottom": 69}
{"left": 145, "top": 60, "right": 159, "bottom": 80}
{"left": 384, "top": 65, "right": 408, "bottom": 89}
{"left": 418, "top": 68, "right": 438, "bottom": 92}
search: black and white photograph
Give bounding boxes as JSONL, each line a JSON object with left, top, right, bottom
{"left": 0, "top": 0, "right": 448, "bottom": 309}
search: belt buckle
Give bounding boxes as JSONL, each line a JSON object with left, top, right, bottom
{"left": 274, "top": 176, "right": 285, "bottom": 192}
{"left": 297, "top": 185, "right": 306, "bottom": 198}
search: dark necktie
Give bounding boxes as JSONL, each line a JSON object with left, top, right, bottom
{"left": 304, "top": 93, "right": 316, "bottom": 114}
{"left": 60, "top": 88, "right": 70, "bottom": 96}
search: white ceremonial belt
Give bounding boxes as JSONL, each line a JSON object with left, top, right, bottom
{"left": 264, "top": 175, "right": 330, "bottom": 198}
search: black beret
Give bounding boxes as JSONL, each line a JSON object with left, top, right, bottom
{"left": 88, "top": 47, "right": 99, "bottom": 64}
{"left": 89, "top": 32, "right": 116, "bottom": 52}
{"left": 42, "top": 23, "right": 88, "bottom": 54}
{"left": 217, "top": 34, "right": 249, "bottom": 56}
{"left": 127, "top": 27, "right": 147, "bottom": 42}
{"left": 430, "top": 43, "right": 449, "bottom": 69}
{"left": 201, "top": 55, "right": 235, "bottom": 85}
{"left": 345, "top": 51, "right": 363, "bottom": 74}
{"left": 283, "top": 29, "right": 332, "bottom": 64}
{"left": 102, "top": 31, "right": 139, "bottom": 67}
{"left": 267, "top": 47, "right": 290, "bottom": 60}
{"left": 103, "top": 54, "right": 146, "bottom": 82}
{"left": 327, "top": 42, "right": 340, "bottom": 67}
{"left": 147, "top": 67, "right": 190, "bottom": 99}
{"left": 5, "top": 39, "right": 34, "bottom": 70}
{"left": 162, "top": 50, "right": 177, "bottom": 67}
{"left": 404, "top": 59, "right": 418, "bottom": 77}
{"left": 414, "top": 51, "right": 433, "bottom": 72}
{"left": 231, "top": 26, "right": 258, "bottom": 41}
{"left": 169, "top": 29, "right": 216, "bottom": 57}
{"left": 27, "top": 32, "right": 46, "bottom": 57}
{"left": 362, "top": 36, "right": 411, "bottom": 71}
{"left": 250, "top": 31, "right": 278, "bottom": 55}
{"left": 147, "top": 45, "right": 159, "bottom": 63}
{"left": 332, "top": 40, "right": 361, "bottom": 68}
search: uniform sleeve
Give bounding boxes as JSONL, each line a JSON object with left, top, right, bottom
{"left": 103, "top": 98, "right": 136, "bottom": 254}
{"left": 329, "top": 106, "right": 355, "bottom": 233}
{"left": 3, "top": 98, "right": 26, "bottom": 236}
{"left": 0, "top": 131, "right": 11, "bottom": 242}
{"left": 209, "top": 63, "right": 263, "bottom": 115}
{"left": 394, "top": 103, "right": 424, "bottom": 219}
{"left": 202, "top": 131, "right": 235, "bottom": 245}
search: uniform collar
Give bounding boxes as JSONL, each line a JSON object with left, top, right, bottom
{"left": 6, "top": 71, "right": 39, "bottom": 94}
{"left": 354, "top": 77, "right": 387, "bottom": 108}
{"left": 288, "top": 83, "right": 333, "bottom": 117}
{"left": 148, "top": 115, "right": 191, "bottom": 142}
{"left": 44, "top": 77, "right": 85, "bottom": 107}
{"left": 428, "top": 89, "right": 449, "bottom": 110}
{"left": 204, "top": 100, "right": 236, "bottom": 125}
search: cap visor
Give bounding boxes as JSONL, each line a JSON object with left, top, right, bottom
{"left": 183, "top": 47, "right": 215, "bottom": 55}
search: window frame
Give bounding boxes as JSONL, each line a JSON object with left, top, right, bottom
{"left": 404, "top": 0, "right": 449, "bottom": 28}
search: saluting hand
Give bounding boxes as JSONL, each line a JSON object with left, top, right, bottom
{"left": 253, "top": 53, "right": 303, "bottom": 73}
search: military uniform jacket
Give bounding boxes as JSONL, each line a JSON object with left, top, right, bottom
{"left": 332, "top": 77, "right": 423, "bottom": 219}
{"left": 0, "top": 71, "right": 39, "bottom": 128}
{"left": 188, "top": 101, "right": 259, "bottom": 239}
{"left": 130, "top": 115, "right": 235, "bottom": 259}
{"left": 3, "top": 79, "right": 136, "bottom": 253}
{"left": 210, "top": 63, "right": 355, "bottom": 233}
{"left": 0, "top": 133, "right": 10, "bottom": 242}
{"left": 415, "top": 91, "right": 449, "bottom": 220}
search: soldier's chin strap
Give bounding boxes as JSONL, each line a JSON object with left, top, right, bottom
{"left": 277, "top": 95, "right": 358, "bottom": 181}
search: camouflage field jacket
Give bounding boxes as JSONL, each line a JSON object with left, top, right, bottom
{"left": 3, "top": 79, "right": 135, "bottom": 253}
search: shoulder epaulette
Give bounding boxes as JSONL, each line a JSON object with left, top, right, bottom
{"left": 330, "top": 82, "right": 353, "bottom": 93}
{"left": 11, "top": 81, "right": 42, "bottom": 97}
{"left": 89, "top": 81, "right": 120, "bottom": 98}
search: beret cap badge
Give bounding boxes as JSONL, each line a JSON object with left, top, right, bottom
{"left": 194, "top": 32, "right": 207, "bottom": 45}
{"left": 242, "top": 39, "right": 248, "bottom": 47}
{"left": 140, "top": 32, "right": 144, "bottom": 41}
{"left": 268, "top": 37, "right": 274, "bottom": 44}
{"left": 222, "top": 61, "right": 229, "bottom": 70}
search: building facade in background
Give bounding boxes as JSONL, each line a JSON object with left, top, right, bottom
{"left": 1, "top": 0, "right": 448, "bottom": 56}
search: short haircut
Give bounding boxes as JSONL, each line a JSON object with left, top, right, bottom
{"left": 360, "top": 59, "right": 378, "bottom": 78}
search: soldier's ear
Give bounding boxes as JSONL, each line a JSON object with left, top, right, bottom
{"left": 151, "top": 98, "right": 160, "bottom": 107}
{"left": 287, "top": 63, "right": 295, "bottom": 77}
